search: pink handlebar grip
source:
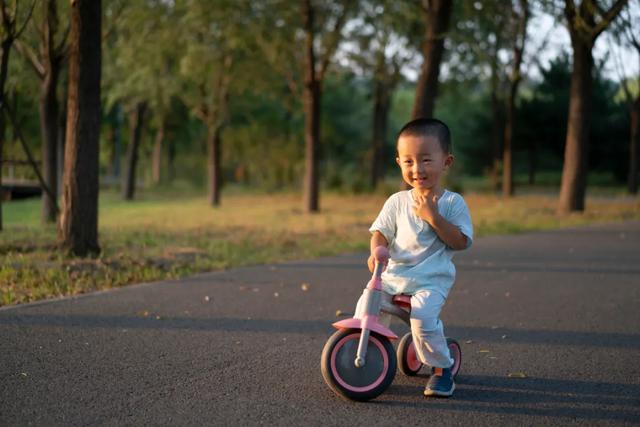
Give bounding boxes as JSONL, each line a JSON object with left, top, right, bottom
{"left": 373, "top": 246, "right": 389, "bottom": 264}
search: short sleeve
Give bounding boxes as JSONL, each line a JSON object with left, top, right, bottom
{"left": 447, "top": 194, "right": 473, "bottom": 249}
{"left": 369, "top": 194, "right": 398, "bottom": 245}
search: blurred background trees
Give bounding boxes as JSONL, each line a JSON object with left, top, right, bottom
{"left": 0, "top": 0, "right": 638, "bottom": 244}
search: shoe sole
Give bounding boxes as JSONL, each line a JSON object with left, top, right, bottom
{"left": 424, "top": 382, "right": 455, "bottom": 397}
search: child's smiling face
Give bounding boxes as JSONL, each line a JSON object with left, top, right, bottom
{"left": 396, "top": 135, "right": 453, "bottom": 193}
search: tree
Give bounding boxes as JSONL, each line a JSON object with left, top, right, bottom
{"left": 178, "top": 0, "right": 245, "bottom": 207}
{"left": 502, "top": 0, "right": 529, "bottom": 197}
{"left": 300, "top": 0, "right": 353, "bottom": 212}
{"left": 347, "top": 0, "right": 417, "bottom": 189}
{"left": 58, "top": 0, "right": 101, "bottom": 256}
{"left": 411, "top": 0, "right": 453, "bottom": 119}
{"left": 558, "top": 0, "right": 627, "bottom": 213}
{"left": 104, "top": 0, "right": 178, "bottom": 197}
{"left": 0, "top": 0, "right": 35, "bottom": 231}
{"left": 15, "top": 0, "right": 68, "bottom": 223}
{"left": 610, "top": 3, "right": 639, "bottom": 194}
{"left": 250, "top": 0, "right": 352, "bottom": 210}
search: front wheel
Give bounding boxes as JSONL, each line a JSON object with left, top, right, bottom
{"left": 320, "top": 329, "right": 396, "bottom": 401}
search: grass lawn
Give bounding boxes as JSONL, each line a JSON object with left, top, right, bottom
{"left": 1, "top": 189, "right": 639, "bottom": 307}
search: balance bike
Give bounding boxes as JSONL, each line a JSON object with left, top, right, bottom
{"left": 320, "top": 246, "right": 461, "bottom": 401}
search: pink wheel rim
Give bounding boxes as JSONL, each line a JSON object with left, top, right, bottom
{"left": 449, "top": 342, "right": 461, "bottom": 376}
{"left": 330, "top": 333, "right": 389, "bottom": 393}
{"left": 406, "top": 341, "right": 422, "bottom": 372}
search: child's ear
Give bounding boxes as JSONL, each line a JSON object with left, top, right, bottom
{"left": 396, "top": 157, "right": 401, "bottom": 167}
{"left": 444, "top": 154, "right": 454, "bottom": 169}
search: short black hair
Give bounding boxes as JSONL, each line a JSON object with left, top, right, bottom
{"left": 396, "top": 117, "right": 451, "bottom": 154}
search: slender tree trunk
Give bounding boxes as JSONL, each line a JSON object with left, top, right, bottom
{"left": 152, "top": 118, "right": 165, "bottom": 186}
{"left": 302, "top": 0, "right": 320, "bottom": 213}
{"left": 411, "top": 0, "right": 453, "bottom": 119}
{"left": 490, "top": 65, "right": 502, "bottom": 191}
{"left": 371, "top": 78, "right": 390, "bottom": 189}
{"left": 207, "top": 123, "right": 222, "bottom": 206}
{"left": 40, "top": 67, "right": 59, "bottom": 223}
{"left": 57, "top": 88, "right": 66, "bottom": 197}
{"left": 59, "top": 0, "right": 102, "bottom": 256}
{"left": 558, "top": 40, "right": 592, "bottom": 213}
{"left": 629, "top": 99, "right": 639, "bottom": 194}
{"left": 528, "top": 140, "right": 537, "bottom": 185}
{"left": 503, "top": 84, "right": 516, "bottom": 197}
{"left": 122, "top": 102, "right": 146, "bottom": 200}
{"left": 0, "top": 112, "right": 4, "bottom": 231}
{"left": 168, "top": 137, "right": 175, "bottom": 183}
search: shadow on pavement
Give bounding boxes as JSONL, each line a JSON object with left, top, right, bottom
{"left": 2, "top": 314, "right": 640, "bottom": 349}
{"left": 382, "top": 375, "right": 640, "bottom": 422}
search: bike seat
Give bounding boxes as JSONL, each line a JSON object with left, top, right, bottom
{"left": 392, "top": 295, "right": 411, "bottom": 307}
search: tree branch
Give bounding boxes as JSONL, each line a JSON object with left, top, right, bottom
{"left": 14, "top": 40, "right": 45, "bottom": 79}
{"left": 592, "top": 0, "right": 628, "bottom": 39}
{"left": 317, "top": 1, "right": 352, "bottom": 81}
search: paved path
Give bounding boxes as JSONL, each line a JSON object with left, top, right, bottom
{"left": 1, "top": 222, "right": 639, "bottom": 426}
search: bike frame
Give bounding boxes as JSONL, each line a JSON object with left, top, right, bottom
{"left": 331, "top": 246, "right": 400, "bottom": 368}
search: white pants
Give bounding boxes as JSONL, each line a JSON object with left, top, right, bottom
{"left": 354, "top": 289, "right": 453, "bottom": 369}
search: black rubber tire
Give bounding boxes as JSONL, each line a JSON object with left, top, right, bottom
{"left": 446, "top": 337, "right": 462, "bottom": 379}
{"left": 397, "top": 332, "right": 422, "bottom": 376}
{"left": 321, "top": 329, "right": 397, "bottom": 401}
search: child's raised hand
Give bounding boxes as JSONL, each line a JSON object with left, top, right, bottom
{"left": 367, "top": 254, "right": 375, "bottom": 272}
{"left": 412, "top": 192, "right": 440, "bottom": 225}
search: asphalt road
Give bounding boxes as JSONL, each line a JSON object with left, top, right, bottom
{"left": 1, "top": 221, "right": 639, "bottom": 426}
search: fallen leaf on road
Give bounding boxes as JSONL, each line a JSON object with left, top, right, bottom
{"left": 508, "top": 372, "right": 528, "bottom": 378}
{"left": 301, "top": 283, "right": 310, "bottom": 291}
{"left": 501, "top": 335, "right": 508, "bottom": 339}
{"left": 20, "top": 373, "right": 27, "bottom": 377}
{"left": 335, "top": 310, "right": 342, "bottom": 317}
{"left": 478, "top": 349, "right": 490, "bottom": 353}
{"left": 274, "top": 292, "right": 279, "bottom": 297}
{"left": 204, "top": 296, "right": 210, "bottom": 302}
{"left": 465, "top": 340, "right": 473, "bottom": 344}
{"left": 139, "top": 310, "right": 150, "bottom": 317}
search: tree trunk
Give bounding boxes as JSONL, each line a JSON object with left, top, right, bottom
{"left": 490, "top": 64, "right": 502, "bottom": 191}
{"left": 302, "top": 0, "right": 320, "bottom": 213}
{"left": 59, "top": 0, "right": 102, "bottom": 256}
{"left": 168, "top": 137, "right": 176, "bottom": 183}
{"left": 411, "top": 0, "right": 453, "bottom": 119}
{"left": 40, "top": 66, "right": 59, "bottom": 223}
{"left": 528, "top": 140, "right": 537, "bottom": 185}
{"left": 122, "top": 102, "right": 146, "bottom": 200}
{"left": 207, "top": 124, "right": 222, "bottom": 206}
{"left": 503, "top": 83, "right": 516, "bottom": 197}
{"left": 152, "top": 118, "right": 165, "bottom": 186}
{"left": 558, "top": 39, "right": 592, "bottom": 213}
{"left": 0, "top": 112, "right": 4, "bottom": 231}
{"left": 57, "top": 89, "right": 66, "bottom": 197}
{"left": 628, "top": 99, "right": 639, "bottom": 194}
{"left": 371, "top": 78, "right": 390, "bottom": 190}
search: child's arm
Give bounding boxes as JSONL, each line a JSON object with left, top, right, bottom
{"left": 413, "top": 193, "right": 468, "bottom": 250}
{"left": 367, "top": 231, "right": 389, "bottom": 272}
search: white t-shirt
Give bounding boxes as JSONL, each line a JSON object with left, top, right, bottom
{"left": 369, "top": 189, "right": 473, "bottom": 297}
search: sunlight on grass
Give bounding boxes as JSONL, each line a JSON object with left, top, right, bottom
{"left": 1, "top": 190, "right": 638, "bottom": 306}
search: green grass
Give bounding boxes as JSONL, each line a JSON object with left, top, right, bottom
{"left": 1, "top": 189, "right": 638, "bottom": 307}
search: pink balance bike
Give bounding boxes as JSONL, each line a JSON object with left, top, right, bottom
{"left": 320, "top": 246, "right": 461, "bottom": 401}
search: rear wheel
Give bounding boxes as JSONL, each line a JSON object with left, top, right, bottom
{"left": 447, "top": 337, "right": 462, "bottom": 378}
{"left": 397, "top": 332, "right": 422, "bottom": 376}
{"left": 321, "top": 329, "right": 396, "bottom": 401}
